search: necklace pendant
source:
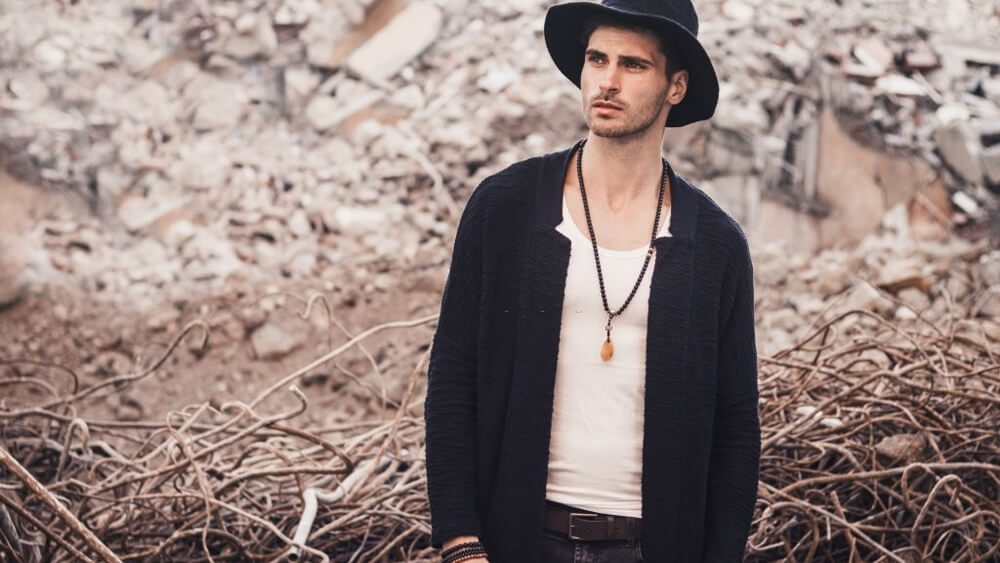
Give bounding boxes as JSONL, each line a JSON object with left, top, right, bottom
{"left": 601, "top": 338, "right": 614, "bottom": 361}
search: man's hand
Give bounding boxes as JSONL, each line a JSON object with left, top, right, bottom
{"left": 442, "top": 536, "right": 488, "bottom": 562}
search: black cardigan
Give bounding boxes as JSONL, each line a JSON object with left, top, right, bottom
{"left": 424, "top": 145, "right": 760, "bottom": 562}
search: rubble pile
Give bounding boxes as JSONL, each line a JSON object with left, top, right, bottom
{"left": 687, "top": 0, "right": 1000, "bottom": 247}
{"left": 1, "top": 0, "right": 999, "bottom": 314}
{"left": 752, "top": 205, "right": 1000, "bottom": 356}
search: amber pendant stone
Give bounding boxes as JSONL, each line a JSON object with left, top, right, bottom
{"left": 601, "top": 339, "right": 614, "bottom": 361}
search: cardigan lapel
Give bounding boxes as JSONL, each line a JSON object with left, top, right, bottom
{"left": 641, "top": 172, "right": 701, "bottom": 556}
{"left": 486, "top": 149, "right": 573, "bottom": 560}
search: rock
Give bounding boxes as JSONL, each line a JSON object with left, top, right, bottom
{"left": 146, "top": 304, "right": 181, "bottom": 331}
{"left": 982, "top": 77, "right": 1000, "bottom": 104}
{"left": 897, "top": 287, "right": 931, "bottom": 311}
{"left": 935, "top": 103, "right": 970, "bottom": 125}
{"left": 0, "top": 269, "right": 25, "bottom": 309}
{"left": 979, "top": 293, "right": 1000, "bottom": 318}
{"left": 187, "top": 76, "right": 247, "bottom": 131}
{"left": 875, "top": 74, "right": 926, "bottom": 97}
{"left": 32, "top": 39, "right": 67, "bottom": 69}
{"left": 904, "top": 44, "right": 940, "bottom": 71}
{"left": 983, "top": 320, "right": 1000, "bottom": 342}
{"left": 769, "top": 39, "right": 811, "bottom": 81}
{"left": 283, "top": 66, "right": 320, "bottom": 106}
{"left": 878, "top": 258, "right": 924, "bottom": 287}
{"left": 251, "top": 322, "right": 304, "bottom": 360}
{"left": 117, "top": 193, "right": 188, "bottom": 233}
{"left": 980, "top": 253, "right": 1000, "bottom": 285}
{"left": 305, "top": 88, "right": 385, "bottom": 131}
{"left": 331, "top": 206, "right": 389, "bottom": 236}
{"left": 952, "top": 191, "right": 980, "bottom": 215}
{"left": 841, "top": 282, "right": 894, "bottom": 315}
{"left": 96, "top": 166, "right": 134, "bottom": 200}
{"left": 721, "top": 0, "right": 755, "bottom": 21}
{"left": 346, "top": 1, "right": 443, "bottom": 82}
{"left": 981, "top": 144, "right": 1000, "bottom": 186}
{"left": 237, "top": 306, "right": 268, "bottom": 331}
{"left": 875, "top": 433, "right": 926, "bottom": 462}
{"left": 934, "top": 122, "right": 984, "bottom": 185}
{"left": 476, "top": 64, "right": 519, "bottom": 95}
{"left": 5, "top": 72, "right": 50, "bottom": 109}
{"left": 284, "top": 252, "right": 317, "bottom": 277}
{"left": 287, "top": 210, "right": 313, "bottom": 237}
{"left": 816, "top": 265, "right": 850, "bottom": 296}
{"left": 220, "top": 12, "right": 278, "bottom": 59}
{"left": 853, "top": 38, "right": 894, "bottom": 74}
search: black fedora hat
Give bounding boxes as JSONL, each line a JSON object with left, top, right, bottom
{"left": 544, "top": 0, "right": 719, "bottom": 128}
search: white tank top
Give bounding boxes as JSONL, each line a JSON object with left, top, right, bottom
{"left": 546, "top": 195, "right": 671, "bottom": 518}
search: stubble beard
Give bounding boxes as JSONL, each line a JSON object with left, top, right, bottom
{"left": 584, "top": 88, "right": 670, "bottom": 139}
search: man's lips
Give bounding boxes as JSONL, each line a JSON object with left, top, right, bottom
{"left": 592, "top": 101, "right": 622, "bottom": 110}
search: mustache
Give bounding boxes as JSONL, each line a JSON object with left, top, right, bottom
{"left": 589, "top": 93, "right": 623, "bottom": 106}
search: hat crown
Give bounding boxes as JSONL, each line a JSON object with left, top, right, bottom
{"left": 601, "top": 0, "right": 699, "bottom": 36}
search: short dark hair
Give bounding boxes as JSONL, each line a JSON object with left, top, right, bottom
{"left": 580, "top": 15, "right": 685, "bottom": 78}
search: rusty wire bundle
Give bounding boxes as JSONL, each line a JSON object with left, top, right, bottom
{"left": 1, "top": 300, "right": 999, "bottom": 562}
{"left": 749, "top": 309, "right": 1000, "bottom": 562}
{"left": 1, "top": 311, "right": 440, "bottom": 563}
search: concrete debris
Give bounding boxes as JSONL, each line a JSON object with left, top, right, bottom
{"left": 346, "top": 2, "right": 443, "bottom": 83}
{"left": 0, "top": 0, "right": 998, "bottom": 328}
{"left": 874, "top": 433, "right": 927, "bottom": 462}
{"left": 853, "top": 38, "right": 895, "bottom": 75}
{"left": 250, "top": 321, "right": 304, "bottom": 361}
{"left": 982, "top": 145, "right": 1000, "bottom": 187}
{"left": 935, "top": 122, "right": 984, "bottom": 185}
{"left": 720, "top": 1, "right": 754, "bottom": 22}
{"left": 952, "top": 191, "right": 980, "bottom": 215}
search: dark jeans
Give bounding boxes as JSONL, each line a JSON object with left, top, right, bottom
{"left": 539, "top": 528, "right": 644, "bottom": 563}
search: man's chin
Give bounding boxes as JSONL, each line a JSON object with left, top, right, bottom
{"left": 589, "top": 124, "right": 634, "bottom": 138}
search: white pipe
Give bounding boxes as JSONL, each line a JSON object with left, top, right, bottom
{"left": 287, "top": 457, "right": 392, "bottom": 561}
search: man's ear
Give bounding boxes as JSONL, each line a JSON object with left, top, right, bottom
{"left": 667, "top": 69, "right": 689, "bottom": 105}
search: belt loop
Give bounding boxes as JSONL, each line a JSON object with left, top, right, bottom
{"left": 606, "top": 515, "right": 613, "bottom": 539}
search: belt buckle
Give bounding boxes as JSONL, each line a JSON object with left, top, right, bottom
{"left": 567, "top": 511, "right": 598, "bottom": 541}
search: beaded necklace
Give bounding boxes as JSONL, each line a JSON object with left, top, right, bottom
{"left": 574, "top": 138, "right": 666, "bottom": 361}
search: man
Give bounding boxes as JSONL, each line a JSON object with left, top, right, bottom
{"left": 424, "top": 1, "right": 761, "bottom": 562}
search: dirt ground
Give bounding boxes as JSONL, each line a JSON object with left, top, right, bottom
{"left": 0, "top": 172, "right": 442, "bottom": 427}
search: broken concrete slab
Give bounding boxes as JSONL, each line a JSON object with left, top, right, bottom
{"left": 853, "top": 37, "right": 894, "bottom": 74}
{"left": 981, "top": 144, "right": 1000, "bottom": 187}
{"left": 346, "top": 1, "right": 443, "bottom": 83}
{"left": 935, "top": 122, "right": 985, "bottom": 185}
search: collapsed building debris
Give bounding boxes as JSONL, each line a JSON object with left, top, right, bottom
{"left": 1, "top": 0, "right": 999, "bottom": 314}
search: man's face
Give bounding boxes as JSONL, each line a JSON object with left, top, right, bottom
{"left": 580, "top": 25, "right": 687, "bottom": 138}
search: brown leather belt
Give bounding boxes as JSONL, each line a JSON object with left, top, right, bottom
{"left": 543, "top": 502, "right": 642, "bottom": 542}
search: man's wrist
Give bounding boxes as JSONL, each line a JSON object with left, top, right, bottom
{"left": 442, "top": 535, "right": 480, "bottom": 550}
{"left": 441, "top": 536, "right": 487, "bottom": 562}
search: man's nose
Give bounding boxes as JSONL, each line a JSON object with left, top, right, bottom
{"left": 598, "top": 66, "right": 620, "bottom": 94}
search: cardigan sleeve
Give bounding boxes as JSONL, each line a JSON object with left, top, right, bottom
{"left": 424, "top": 185, "right": 488, "bottom": 548}
{"left": 703, "top": 234, "right": 761, "bottom": 562}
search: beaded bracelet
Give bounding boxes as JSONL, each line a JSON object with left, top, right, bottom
{"left": 441, "top": 541, "right": 482, "bottom": 556}
{"left": 441, "top": 541, "right": 487, "bottom": 563}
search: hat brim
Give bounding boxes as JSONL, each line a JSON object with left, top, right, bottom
{"left": 544, "top": 2, "right": 719, "bottom": 128}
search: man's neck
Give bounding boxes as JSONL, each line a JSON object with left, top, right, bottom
{"left": 580, "top": 131, "right": 666, "bottom": 212}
